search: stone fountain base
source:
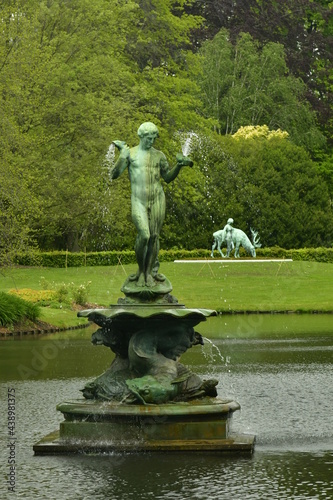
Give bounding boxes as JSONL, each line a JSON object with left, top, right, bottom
{"left": 33, "top": 398, "right": 255, "bottom": 455}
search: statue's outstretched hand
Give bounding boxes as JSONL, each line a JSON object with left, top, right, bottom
{"left": 113, "top": 140, "right": 126, "bottom": 150}
{"left": 113, "top": 140, "right": 130, "bottom": 159}
{"left": 176, "top": 153, "right": 193, "bottom": 168}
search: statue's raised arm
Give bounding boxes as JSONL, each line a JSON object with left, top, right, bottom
{"left": 110, "top": 141, "right": 130, "bottom": 179}
{"left": 161, "top": 152, "right": 193, "bottom": 184}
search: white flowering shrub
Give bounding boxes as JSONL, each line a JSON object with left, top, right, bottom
{"left": 39, "top": 277, "right": 91, "bottom": 306}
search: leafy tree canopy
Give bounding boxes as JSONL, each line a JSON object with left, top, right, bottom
{"left": 197, "top": 29, "right": 326, "bottom": 151}
{"left": 0, "top": 0, "right": 207, "bottom": 253}
{"left": 187, "top": 0, "right": 333, "bottom": 146}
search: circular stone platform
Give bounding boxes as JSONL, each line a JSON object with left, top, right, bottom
{"left": 33, "top": 398, "right": 255, "bottom": 455}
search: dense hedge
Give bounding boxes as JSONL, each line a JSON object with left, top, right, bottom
{"left": 13, "top": 250, "right": 137, "bottom": 268}
{"left": 11, "top": 247, "right": 333, "bottom": 267}
{"left": 256, "top": 246, "right": 333, "bottom": 263}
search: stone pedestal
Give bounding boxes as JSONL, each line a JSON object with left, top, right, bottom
{"left": 33, "top": 297, "right": 256, "bottom": 455}
{"left": 33, "top": 398, "right": 255, "bottom": 454}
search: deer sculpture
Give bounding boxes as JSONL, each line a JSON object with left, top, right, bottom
{"left": 211, "top": 227, "right": 261, "bottom": 258}
{"left": 211, "top": 229, "right": 228, "bottom": 258}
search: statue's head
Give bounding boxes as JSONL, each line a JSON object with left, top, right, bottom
{"left": 138, "top": 122, "right": 159, "bottom": 150}
{"left": 137, "top": 122, "right": 159, "bottom": 138}
{"left": 227, "top": 218, "right": 234, "bottom": 225}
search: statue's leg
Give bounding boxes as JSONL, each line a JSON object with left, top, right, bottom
{"left": 145, "top": 193, "right": 165, "bottom": 286}
{"left": 224, "top": 234, "right": 233, "bottom": 257}
{"left": 132, "top": 200, "right": 150, "bottom": 286}
{"left": 217, "top": 241, "right": 225, "bottom": 258}
{"left": 235, "top": 244, "right": 240, "bottom": 258}
{"left": 211, "top": 240, "right": 216, "bottom": 258}
{"left": 210, "top": 238, "right": 218, "bottom": 257}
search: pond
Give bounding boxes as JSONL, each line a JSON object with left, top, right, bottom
{"left": 0, "top": 314, "right": 332, "bottom": 499}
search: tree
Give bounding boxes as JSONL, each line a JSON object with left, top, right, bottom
{"left": 197, "top": 29, "right": 325, "bottom": 150}
{"left": 0, "top": 161, "right": 39, "bottom": 267}
{"left": 162, "top": 146, "right": 212, "bottom": 249}
{"left": 187, "top": 0, "right": 333, "bottom": 147}
{"left": 0, "top": 0, "right": 208, "bottom": 251}
{"left": 315, "top": 152, "right": 333, "bottom": 206}
{"left": 0, "top": 5, "right": 41, "bottom": 265}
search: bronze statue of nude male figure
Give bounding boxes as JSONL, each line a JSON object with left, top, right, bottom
{"left": 111, "top": 122, "right": 191, "bottom": 288}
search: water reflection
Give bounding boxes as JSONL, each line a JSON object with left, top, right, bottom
{"left": 0, "top": 315, "right": 332, "bottom": 499}
{"left": 198, "top": 313, "right": 333, "bottom": 339}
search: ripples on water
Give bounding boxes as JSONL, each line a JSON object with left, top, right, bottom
{"left": 0, "top": 330, "right": 332, "bottom": 499}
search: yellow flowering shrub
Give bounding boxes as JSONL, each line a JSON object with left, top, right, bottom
{"left": 232, "top": 125, "right": 289, "bottom": 140}
{"left": 9, "top": 288, "right": 57, "bottom": 304}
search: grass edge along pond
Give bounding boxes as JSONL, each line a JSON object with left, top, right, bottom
{"left": 0, "top": 260, "right": 332, "bottom": 330}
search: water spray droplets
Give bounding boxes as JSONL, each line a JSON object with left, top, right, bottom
{"left": 175, "top": 131, "right": 199, "bottom": 157}
{"left": 103, "top": 143, "right": 116, "bottom": 171}
{"left": 202, "top": 337, "right": 231, "bottom": 368}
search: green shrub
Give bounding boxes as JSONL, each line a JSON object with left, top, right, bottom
{"left": 70, "top": 282, "right": 91, "bottom": 305}
{"left": 40, "top": 277, "right": 91, "bottom": 305}
{"left": 0, "top": 292, "right": 40, "bottom": 326}
{"left": 53, "top": 282, "right": 70, "bottom": 304}
{"left": 286, "top": 247, "right": 333, "bottom": 263}
{"left": 256, "top": 246, "right": 289, "bottom": 259}
{"left": 12, "top": 246, "right": 333, "bottom": 267}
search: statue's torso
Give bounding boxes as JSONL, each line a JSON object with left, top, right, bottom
{"left": 128, "top": 146, "right": 166, "bottom": 205}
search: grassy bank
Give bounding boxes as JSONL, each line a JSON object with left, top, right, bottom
{"left": 0, "top": 260, "right": 332, "bottom": 329}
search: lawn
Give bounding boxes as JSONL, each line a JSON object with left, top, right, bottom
{"left": 0, "top": 260, "right": 332, "bottom": 328}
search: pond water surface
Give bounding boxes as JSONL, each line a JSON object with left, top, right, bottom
{"left": 0, "top": 314, "right": 332, "bottom": 499}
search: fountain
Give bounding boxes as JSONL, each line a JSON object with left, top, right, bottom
{"left": 33, "top": 123, "right": 255, "bottom": 455}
